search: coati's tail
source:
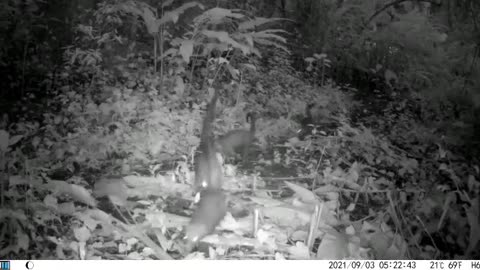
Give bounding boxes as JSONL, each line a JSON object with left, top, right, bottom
{"left": 248, "top": 112, "right": 256, "bottom": 136}
{"left": 305, "top": 103, "right": 314, "bottom": 120}
{"left": 194, "top": 87, "right": 222, "bottom": 192}
{"left": 298, "top": 103, "right": 314, "bottom": 140}
{"left": 200, "top": 89, "right": 219, "bottom": 142}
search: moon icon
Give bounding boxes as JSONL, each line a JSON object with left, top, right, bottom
{"left": 25, "top": 261, "right": 34, "bottom": 269}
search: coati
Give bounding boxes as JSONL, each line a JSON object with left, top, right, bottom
{"left": 187, "top": 92, "right": 228, "bottom": 243}
{"left": 193, "top": 89, "right": 223, "bottom": 193}
{"left": 185, "top": 189, "right": 227, "bottom": 242}
{"left": 215, "top": 112, "right": 256, "bottom": 160}
{"left": 298, "top": 103, "right": 314, "bottom": 140}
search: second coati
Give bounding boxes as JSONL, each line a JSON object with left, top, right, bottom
{"left": 193, "top": 89, "right": 223, "bottom": 193}
{"left": 215, "top": 112, "right": 256, "bottom": 160}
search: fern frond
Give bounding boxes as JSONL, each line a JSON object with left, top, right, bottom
{"left": 158, "top": 2, "right": 204, "bottom": 25}
{"left": 193, "top": 7, "right": 244, "bottom": 26}
{"left": 238, "top": 17, "right": 292, "bottom": 31}
{"left": 200, "top": 30, "right": 250, "bottom": 54}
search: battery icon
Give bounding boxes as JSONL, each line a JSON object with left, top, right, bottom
{"left": 0, "top": 261, "right": 9, "bottom": 270}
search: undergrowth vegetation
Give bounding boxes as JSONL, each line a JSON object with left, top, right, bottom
{"left": 0, "top": 0, "right": 479, "bottom": 260}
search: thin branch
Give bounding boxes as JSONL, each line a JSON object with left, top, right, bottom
{"left": 365, "top": 0, "right": 406, "bottom": 26}
{"left": 365, "top": 0, "right": 440, "bottom": 27}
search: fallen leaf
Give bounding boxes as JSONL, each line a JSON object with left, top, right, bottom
{"left": 285, "top": 181, "right": 317, "bottom": 204}
{"left": 288, "top": 241, "right": 310, "bottom": 259}
{"left": 74, "top": 226, "right": 91, "bottom": 242}
{"left": 316, "top": 229, "right": 349, "bottom": 259}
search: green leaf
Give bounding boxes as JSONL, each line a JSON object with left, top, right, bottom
{"left": 179, "top": 39, "right": 194, "bottom": 63}
{"left": 0, "top": 130, "right": 8, "bottom": 152}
